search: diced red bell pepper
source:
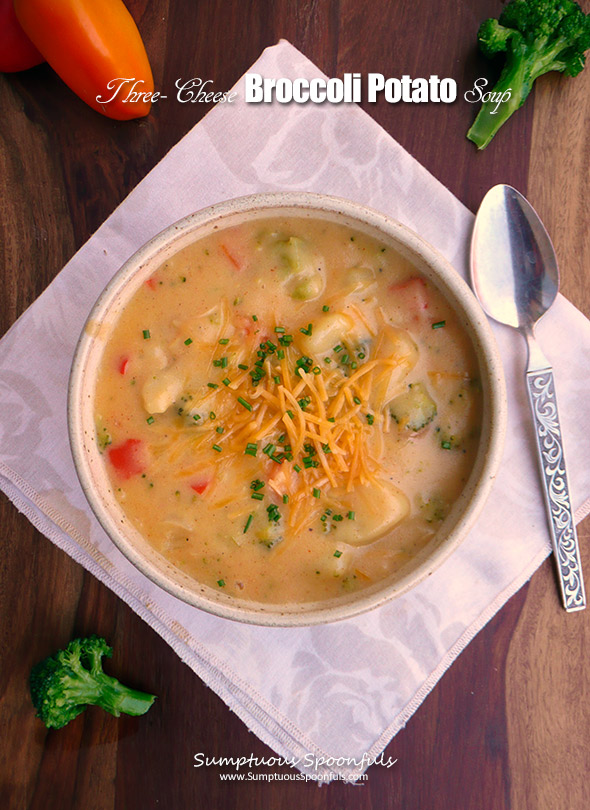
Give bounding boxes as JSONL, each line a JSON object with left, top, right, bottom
{"left": 220, "top": 244, "right": 242, "bottom": 271}
{"left": 118, "top": 356, "right": 129, "bottom": 375}
{"left": 108, "top": 438, "right": 146, "bottom": 479}
{"left": 190, "top": 479, "right": 210, "bottom": 495}
{"left": 388, "top": 277, "right": 431, "bottom": 323}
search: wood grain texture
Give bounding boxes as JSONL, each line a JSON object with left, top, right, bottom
{"left": 1, "top": 0, "right": 589, "bottom": 807}
{"left": 528, "top": 66, "right": 590, "bottom": 318}
{"left": 503, "top": 59, "right": 590, "bottom": 810}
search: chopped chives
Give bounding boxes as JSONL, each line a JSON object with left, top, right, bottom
{"left": 324, "top": 357, "right": 331, "bottom": 364}
{"left": 267, "top": 504, "right": 281, "bottom": 523}
{"left": 250, "top": 479, "right": 265, "bottom": 491}
{"left": 277, "top": 349, "right": 285, "bottom": 360}
{"left": 347, "top": 511, "right": 355, "bottom": 520}
{"left": 245, "top": 442, "right": 258, "bottom": 456}
{"left": 295, "top": 356, "right": 313, "bottom": 372}
{"left": 283, "top": 494, "right": 289, "bottom": 504}
{"left": 322, "top": 443, "right": 331, "bottom": 453}
{"left": 278, "top": 433, "right": 286, "bottom": 443}
{"left": 293, "top": 464, "right": 301, "bottom": 473}
{"left": 207, "top": 383, "right": 218, "bottom": 389}
{"left": 193, "top": 414, "right": 201, "bottom": 421}
{"left": 341, "top": 354, "right": 349, "bottom": 364}
{"left": 209, "top": 411, "right": 216, "bottom": 420}
{"left": 146, "top": 416, "right": 154, "bottom": 425}
{"left": 286, "top": 410, "right": 295, "bottom": 420}
{"left": 262, "top": 443, "right": 275, "bottom": 456}
{"left": 222, "top": 377, "right": 231, "bottom": 386}
{"left": 212, "top": 444, "right": 222, "bottom": 452}
{"left": 142, "top": 329, "right": 150, "bottom": 339}
{"left": 219, "top": 338, "right": 230, "bottom": 344}
{"left": 322, "top": 305, "right": 330, "bottom": 312}
{"left": 238, "top": 363, "right": 248, "bottom": 371}
{"left": 327, "top": 417, "right": 335, "bottom": 423}
{"left": 333, "top": 345, "right": 343, "bottom": 353}
{"left": 333, "top": 514, "right": 343, "bottom": 522}
{"left": 357, "top": 352, "right": 366, "bottom": 360}
{"left": 184, "top": 337, "right": 193, "bottom": 345}
{"left": 252, "top": 314, "right": 258, "bottom": 322}
{"left": 353, "top": 396, "right": 361, "bottom": 405}
{"left": 441, "top": 440, "right": 452, "bottom": 449}
{"left": 333, "top": 550, "right": 342, "bottom": 558}
{"left": 312, "top": 488, "right": 321, "bottom": 498}
{"left": 366, "top": 413, "right": 375, "bottom": 425}
{"left": 237, "top": 397, "right": 252, "bottom": 411}
{"left": 220, "top": 357, "right": 228, "bottom": 368}
{"left": 243, "top": 514, "right": 254, "bottom": 533}
{"left": 217, "top": 579, "right": 225, "bottom": 587}
{"left": 432, "top": 320, "right": 446, "bottom": 329}
{"left": 251, "top": 492, "right": 264, "bottom": 501}
{"left": 273, "top": 375, "right": 281, "bottom": 384}
{"left": 350, "top": 362, "right": 357, "bottom": 369}
{"left": 312, "top": 366, "right": 321, "bottom": 375}
{"left": 274, "top": 326, "right": 286, "bottom": 333}
{"left": 299, "top": 323, "right": 313, "bottom": 336}
{"left": 216, "top": 426, "right": 224, "bottom": 434}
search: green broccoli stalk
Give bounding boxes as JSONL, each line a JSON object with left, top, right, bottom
{"left": 30, "top": 636, "right": 156, "bottom": 729}
{"left": 467, "top": 0, "right": 590, "bottom": 149}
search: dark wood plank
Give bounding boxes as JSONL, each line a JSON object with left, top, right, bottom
{"left": 507, "top": 59, "right": 590, "bottom": 810}
{"left": 338, "top": 0, "right": 536, "bottom": 213}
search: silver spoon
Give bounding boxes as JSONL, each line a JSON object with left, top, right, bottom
{"left": 471, "top": 184, "right": 585, "bottom": 612}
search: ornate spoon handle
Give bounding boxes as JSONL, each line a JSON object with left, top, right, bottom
{"left": 526, "top": 367, "right": 586, "bottom": 611}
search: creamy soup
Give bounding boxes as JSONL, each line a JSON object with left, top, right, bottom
{"left": 94, "top": 217, "right": 482, "bottom": 603}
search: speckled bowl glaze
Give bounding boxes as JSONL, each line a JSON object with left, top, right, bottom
{"left": 69, "top": 193, "right": 507, "bottom": 626}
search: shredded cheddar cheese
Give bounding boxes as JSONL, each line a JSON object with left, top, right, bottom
{"left": 149, "top": 313, "right": 406, "bottom": 533}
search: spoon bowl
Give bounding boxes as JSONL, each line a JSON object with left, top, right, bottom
{"left": 471, "top": 185, "right": 559, "bottom": 331}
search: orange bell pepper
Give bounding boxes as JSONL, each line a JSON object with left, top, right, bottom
{"left": 13, "top": 0, "right": 154, "bottom": 120}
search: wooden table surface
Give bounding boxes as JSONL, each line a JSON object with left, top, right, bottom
{"left": 2, "top": 1, "right": 589, "bottom": 807}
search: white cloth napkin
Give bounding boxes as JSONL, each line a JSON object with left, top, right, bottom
{"left": 2, "top": 41, "right": 590, "bottom": 782}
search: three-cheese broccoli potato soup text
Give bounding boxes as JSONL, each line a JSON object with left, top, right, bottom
{"left": 94, "top": 217, "right": 482, "bottom": 603}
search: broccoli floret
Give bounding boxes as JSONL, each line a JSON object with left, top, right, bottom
{"left": 30, "top": 636, "right": 156, "bottom": 729}
{"left": 390, "top": 382, "right": 437, "bottom": 432}
{"left": 467, "top": 0, "right": 590, "bottom": 149}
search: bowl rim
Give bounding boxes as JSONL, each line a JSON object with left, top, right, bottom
{"left": 68, "top": 191, "right": 507, "bottom": 627}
